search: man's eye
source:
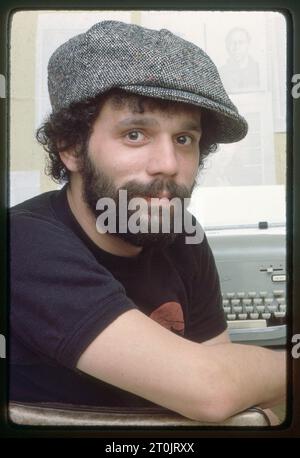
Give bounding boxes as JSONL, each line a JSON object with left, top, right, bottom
{"left": 176, "top": 135, "right": 193, "bottom": 145}
{"left": 126, "top": 131, "right": 145, "bottom": 142}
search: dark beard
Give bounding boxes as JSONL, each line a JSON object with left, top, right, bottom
{"left": 80, "top": 153, "right": 195, "bottom": 248}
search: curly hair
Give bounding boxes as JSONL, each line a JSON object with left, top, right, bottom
{"left": 36, "top": 88, "right": 218, "bottom": 183}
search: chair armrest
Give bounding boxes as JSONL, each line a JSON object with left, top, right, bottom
{"left": 8, "top": 401, "right": 271, "bottom": 427}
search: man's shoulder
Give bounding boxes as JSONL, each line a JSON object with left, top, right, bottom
{"left": 10, "top": 189, "right": 74, "bottom": 244}
{"left": 10, "top": 190, "right": 58, "bottom": 219}
{"left": 10, "top": 190, "right": 96, "bottom": 267}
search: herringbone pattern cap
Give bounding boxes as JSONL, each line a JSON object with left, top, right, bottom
{"left": 48, "top": 20, "right": 248, "bottom": 143}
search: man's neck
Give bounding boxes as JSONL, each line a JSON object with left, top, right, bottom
{"left": 66, "top": 179, "right": 143, "bottom": 258}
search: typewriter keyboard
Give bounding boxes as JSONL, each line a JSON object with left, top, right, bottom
{"left": 223, "top": 289, "right": 286, "bottom": 329}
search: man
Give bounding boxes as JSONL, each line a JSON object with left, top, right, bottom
{"left": 10, "top": 20, "right": 285, "bottom": 423}
{"left": 220, "top": 27, "right": 260, "bottom": 94}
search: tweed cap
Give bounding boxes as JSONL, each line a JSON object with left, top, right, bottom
{"left": 48, "top": 20, "right": 248, "bottom": 143}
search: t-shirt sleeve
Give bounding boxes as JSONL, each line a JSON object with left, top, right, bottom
{"left": 10, "top": 211, "right": 137, "bottom": 369}
{"left": 184, "top": 234, "right": 228, "bottom": 343}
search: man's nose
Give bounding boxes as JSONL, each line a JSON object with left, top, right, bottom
{"left": 146, "top": 137, "right": 179, "bottom": 177}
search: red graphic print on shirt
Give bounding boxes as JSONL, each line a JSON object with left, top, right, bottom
{"left": 150, "top": 301, "right": 185, "bottom": 335}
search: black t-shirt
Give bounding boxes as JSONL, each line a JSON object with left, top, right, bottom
{"left": 9, "top": 186, "right": 227, "bottom": 407}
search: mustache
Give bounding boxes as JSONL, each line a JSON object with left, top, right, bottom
{"left": 118, "top": 179, "right": 194, "bottom": 201}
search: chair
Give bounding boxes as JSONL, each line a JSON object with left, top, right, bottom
{"left": 8, "top": 402, "right": 271, "bottom": 427}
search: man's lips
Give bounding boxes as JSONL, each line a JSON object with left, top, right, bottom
{"left": 145, "top": 192, "right": 171, "bottom": 200}
{"left": 145, "top": 197, "right": 171, "bottom": 205}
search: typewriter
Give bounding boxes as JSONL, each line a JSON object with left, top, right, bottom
{"left": 206, "top": 225, "right": 286, "bottom": 347}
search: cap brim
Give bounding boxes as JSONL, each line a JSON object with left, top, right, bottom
{"left": 120, "top": 84, "right": 248, "bottom": 144}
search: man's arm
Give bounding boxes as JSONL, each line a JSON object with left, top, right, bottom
{"left": 77, "top": 309, "right": 286, "bottom": 422}
{"left": 201, "top": 329, "right": 282, "bottom": 424}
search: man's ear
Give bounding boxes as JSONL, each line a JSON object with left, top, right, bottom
{"left": 59, "top": 150, "right": 81, "bottom": 173}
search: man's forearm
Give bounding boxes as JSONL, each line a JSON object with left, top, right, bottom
{"left": 204, "top": 342, "right": 286, "bottom": 417}
{"left": 77, "top": 309, "right": 286, "bottom": 422}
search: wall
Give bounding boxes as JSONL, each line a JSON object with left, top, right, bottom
{"left": 10, "top": 10, "right": 287, "bottom": 202}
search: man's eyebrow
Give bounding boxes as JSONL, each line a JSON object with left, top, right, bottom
{"left": 115, "top": 117, "right": 202, "bottom": 133}
{"left": 180, "top": 122, "right": 202, "bottom": 133}
{"left": 115, "top": 117, "right": 160, "bottom": 129}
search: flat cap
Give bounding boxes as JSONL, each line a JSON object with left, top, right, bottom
{"left": 48, "top": 20, "right": 248, "bottom": 143}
